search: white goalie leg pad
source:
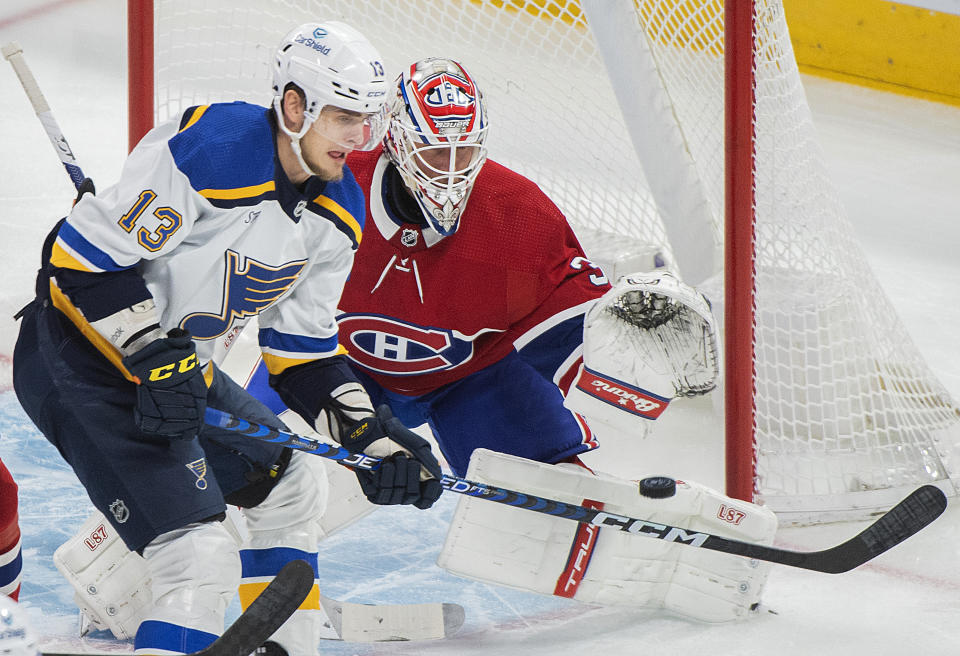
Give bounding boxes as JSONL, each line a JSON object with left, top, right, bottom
{"left": 275, "top": 409, "right": 376, "bottom": 540}
{"left": 318, "top": 456, "right": 376, "bottom": 539}
{"left": 141, "top": 521, "right": 240, "bottom": 639}
{"left": 240, "top": 449, "right": 334, "bottom": 654}
{"left": 53, "top": 511, "right": 153, "bottom": 640}
{"left": 438, "top": 449, "right": 778, "bottom": 623}
{"left": 565, "top": 270, "right": 720, "bottom": 436}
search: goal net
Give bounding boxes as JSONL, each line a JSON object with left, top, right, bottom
{"left": 130, "top": 0, "right": 960, "bottom": 523}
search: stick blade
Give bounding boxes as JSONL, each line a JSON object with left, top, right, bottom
{"left": 198, "top": 559, "right": 314, "bottom": 656}
{"left": 812, "top": 484, "right": 948, "bottom": 574}
{"left": 320, "top": 595, "right": 466, "bottom": 642}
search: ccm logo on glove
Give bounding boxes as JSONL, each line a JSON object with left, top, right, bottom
{"left": 146, "top": 352, "right": 198, "bottom": 382}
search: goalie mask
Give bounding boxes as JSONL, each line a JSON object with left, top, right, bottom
{"left": 272, "top": 22, "right": 389, "bottom": 173}
{"left": 384, "top": 57, "right": 489, "bottom": 237}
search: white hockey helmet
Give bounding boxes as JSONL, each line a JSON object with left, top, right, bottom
{"left": 272, "top": 22, "right": 389, "bottom": 163}
{"left": 0, "top": 596, "right": 40, "bottom": 655}
{"left": 384, "top": 57, "right": 489, "bottom": 237}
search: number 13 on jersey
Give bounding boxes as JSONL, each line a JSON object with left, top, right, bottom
{"left": 118, "top": 189, "right": 183, "bottom": 252}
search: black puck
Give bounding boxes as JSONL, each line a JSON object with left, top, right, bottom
{"left": 638, "top": 476, "right": 677, "bottom": 498}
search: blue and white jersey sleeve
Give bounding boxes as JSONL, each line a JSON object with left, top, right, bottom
{"left": 256, "top": 236, "right": 355, "bottom": 375}
{"left": 50, "top": 117, "right": 204, "bottom": 273}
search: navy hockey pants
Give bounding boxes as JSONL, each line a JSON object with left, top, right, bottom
{"left": 12, "top": 301, "right": 286, "bottom": 552}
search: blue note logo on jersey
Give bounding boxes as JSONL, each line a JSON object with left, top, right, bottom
{"left": 338, "top": 314, "right": 475, "bottom": 375}
{"left": 182, "top": 250, "right": 306, "bottom": 339}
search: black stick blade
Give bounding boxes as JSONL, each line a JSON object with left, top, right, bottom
{"left": 806, "top": 484, "right": 948, "bottom": 574}
{"left": 198, "top": 559, "right": 314, "bottom": 656}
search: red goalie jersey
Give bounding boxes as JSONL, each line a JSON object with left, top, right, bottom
{"left": 339, "top": 147, "right": 611, "bottom": 397}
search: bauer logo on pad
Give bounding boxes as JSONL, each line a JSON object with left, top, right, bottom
{"left": 574, "top": 366, "right": 669, "bottom": 419}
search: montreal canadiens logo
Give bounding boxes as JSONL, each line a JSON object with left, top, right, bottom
{"left": 338, "top": 314, "right": 475, "bottom": 375}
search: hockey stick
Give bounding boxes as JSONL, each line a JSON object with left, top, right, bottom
{"left": 205, "top": 407, "right": 948, "bottom": 574}
{"left": 2, "top": 41, "right": 87, "bottom": 191}
{"left": 41, "top": 559, "right": 314, "bottom": 656}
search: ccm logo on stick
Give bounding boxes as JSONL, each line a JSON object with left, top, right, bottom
{"left": 592, "top": 511, "right": 709, "bottom": 547}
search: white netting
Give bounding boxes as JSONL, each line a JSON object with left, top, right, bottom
{"left": 146, "top": 0, "right": 960, "bottom": 521}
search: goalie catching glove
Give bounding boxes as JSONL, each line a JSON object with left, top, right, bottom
{"left": 320, "top": 383, "right": 443, "bottom": 509}
{"left": 121, "top": 328, "right": 207, "bottom": 440}
{"left": 565, "top": 270, "right": 719, "bottom": 436}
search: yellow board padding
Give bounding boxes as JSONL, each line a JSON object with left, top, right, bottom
{"left": 473, "top": 0, "right": 960, "bottom": 105}
{"left": 468, "top": 0, "right": 584, "bottom": 26}
{"left": 784, "top": 0, "right": 960, "bottom": 105}
{"left": 239, "top": 579, "right": 320, "bottom": 612}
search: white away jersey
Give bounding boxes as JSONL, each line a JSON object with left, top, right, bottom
{"left": 49, "top": 102, "right": 365, "bottom": 376}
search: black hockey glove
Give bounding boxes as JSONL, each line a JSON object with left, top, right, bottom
{"left": 121, "top": 328, "right": 207, "bottom": 440}
{"left": 341, "top": 405, "right": 443, "bottom": 509}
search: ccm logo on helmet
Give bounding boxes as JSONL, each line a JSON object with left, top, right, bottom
{"left": 574, "top": 366, "right": 669, "bottom": 419}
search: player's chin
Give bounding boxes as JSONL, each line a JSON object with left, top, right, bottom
{"left": 311, "top": 152, "right": 346, "bottom": 182}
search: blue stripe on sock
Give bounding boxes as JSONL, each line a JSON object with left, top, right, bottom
{"left": 239, "top": 547, "right": 318, "bottom": 578}
{"left": 134, "top": 619, "right": 217, "bottom": 654}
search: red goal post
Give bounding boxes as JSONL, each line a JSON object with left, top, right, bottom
{"left": 126, "top": 0, "right": 960, "bottom": 524}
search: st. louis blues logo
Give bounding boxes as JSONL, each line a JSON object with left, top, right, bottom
{"left": 186, "top": 458, "right": 209, "bottom": 490}
{"left": 338, "top": 314, "right": 476, "bottom": 375}
{"left": 182, "top": 250, "right": 306, "bottom": 339}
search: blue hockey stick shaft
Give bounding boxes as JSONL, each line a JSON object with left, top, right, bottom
{"left": 204, "top": 407, "right": 946, "bottom": 573}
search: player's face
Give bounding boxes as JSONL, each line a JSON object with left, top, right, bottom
{"left": 300, "top": 107, "right": 369, "bottom": 181}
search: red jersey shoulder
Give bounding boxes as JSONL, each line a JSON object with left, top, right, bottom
{"left": 452, "top": 160, "right": 573, "bottom": 269}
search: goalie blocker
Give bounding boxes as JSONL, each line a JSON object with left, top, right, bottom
{"left": 438, "top": 449, "right": 777, "bottom": 622}
{"left": 564, "top": 270, "right": 719, "bottom": 436}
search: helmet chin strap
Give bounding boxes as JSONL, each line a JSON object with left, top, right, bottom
{"left": 273, "top": 97, "right": 316, "bottom": 179}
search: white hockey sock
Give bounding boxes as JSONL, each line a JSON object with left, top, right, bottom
{"left": 135, "top": 521, "right": 240, "bottom": 655}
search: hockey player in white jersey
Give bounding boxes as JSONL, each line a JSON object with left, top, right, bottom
{"left": 12, "top": 22, "right": 442, "bottom": 656}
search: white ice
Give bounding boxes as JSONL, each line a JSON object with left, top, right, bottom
{"left": 1, "top": 1, "right": 959, "bottom": 655}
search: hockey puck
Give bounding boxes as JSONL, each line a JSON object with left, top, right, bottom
{"left": 638, "top": 476, "right": 677, "bottom": 498}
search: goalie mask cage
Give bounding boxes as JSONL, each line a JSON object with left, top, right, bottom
{"left": 127, "top": 0, "right": 960, "bottom": 524}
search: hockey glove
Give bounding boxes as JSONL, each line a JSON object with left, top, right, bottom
{"left": 121, "top": 328, "right": 207, "bottom": 440}
{"left": 338, "top": 404, "right": 443, "bottom": 510}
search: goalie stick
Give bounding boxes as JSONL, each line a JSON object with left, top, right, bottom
{"left": 41, "top": 559, "right": 314, "bottom": 656}
{"left": 205, "top": 407, "right": 948, "bottom": 575}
